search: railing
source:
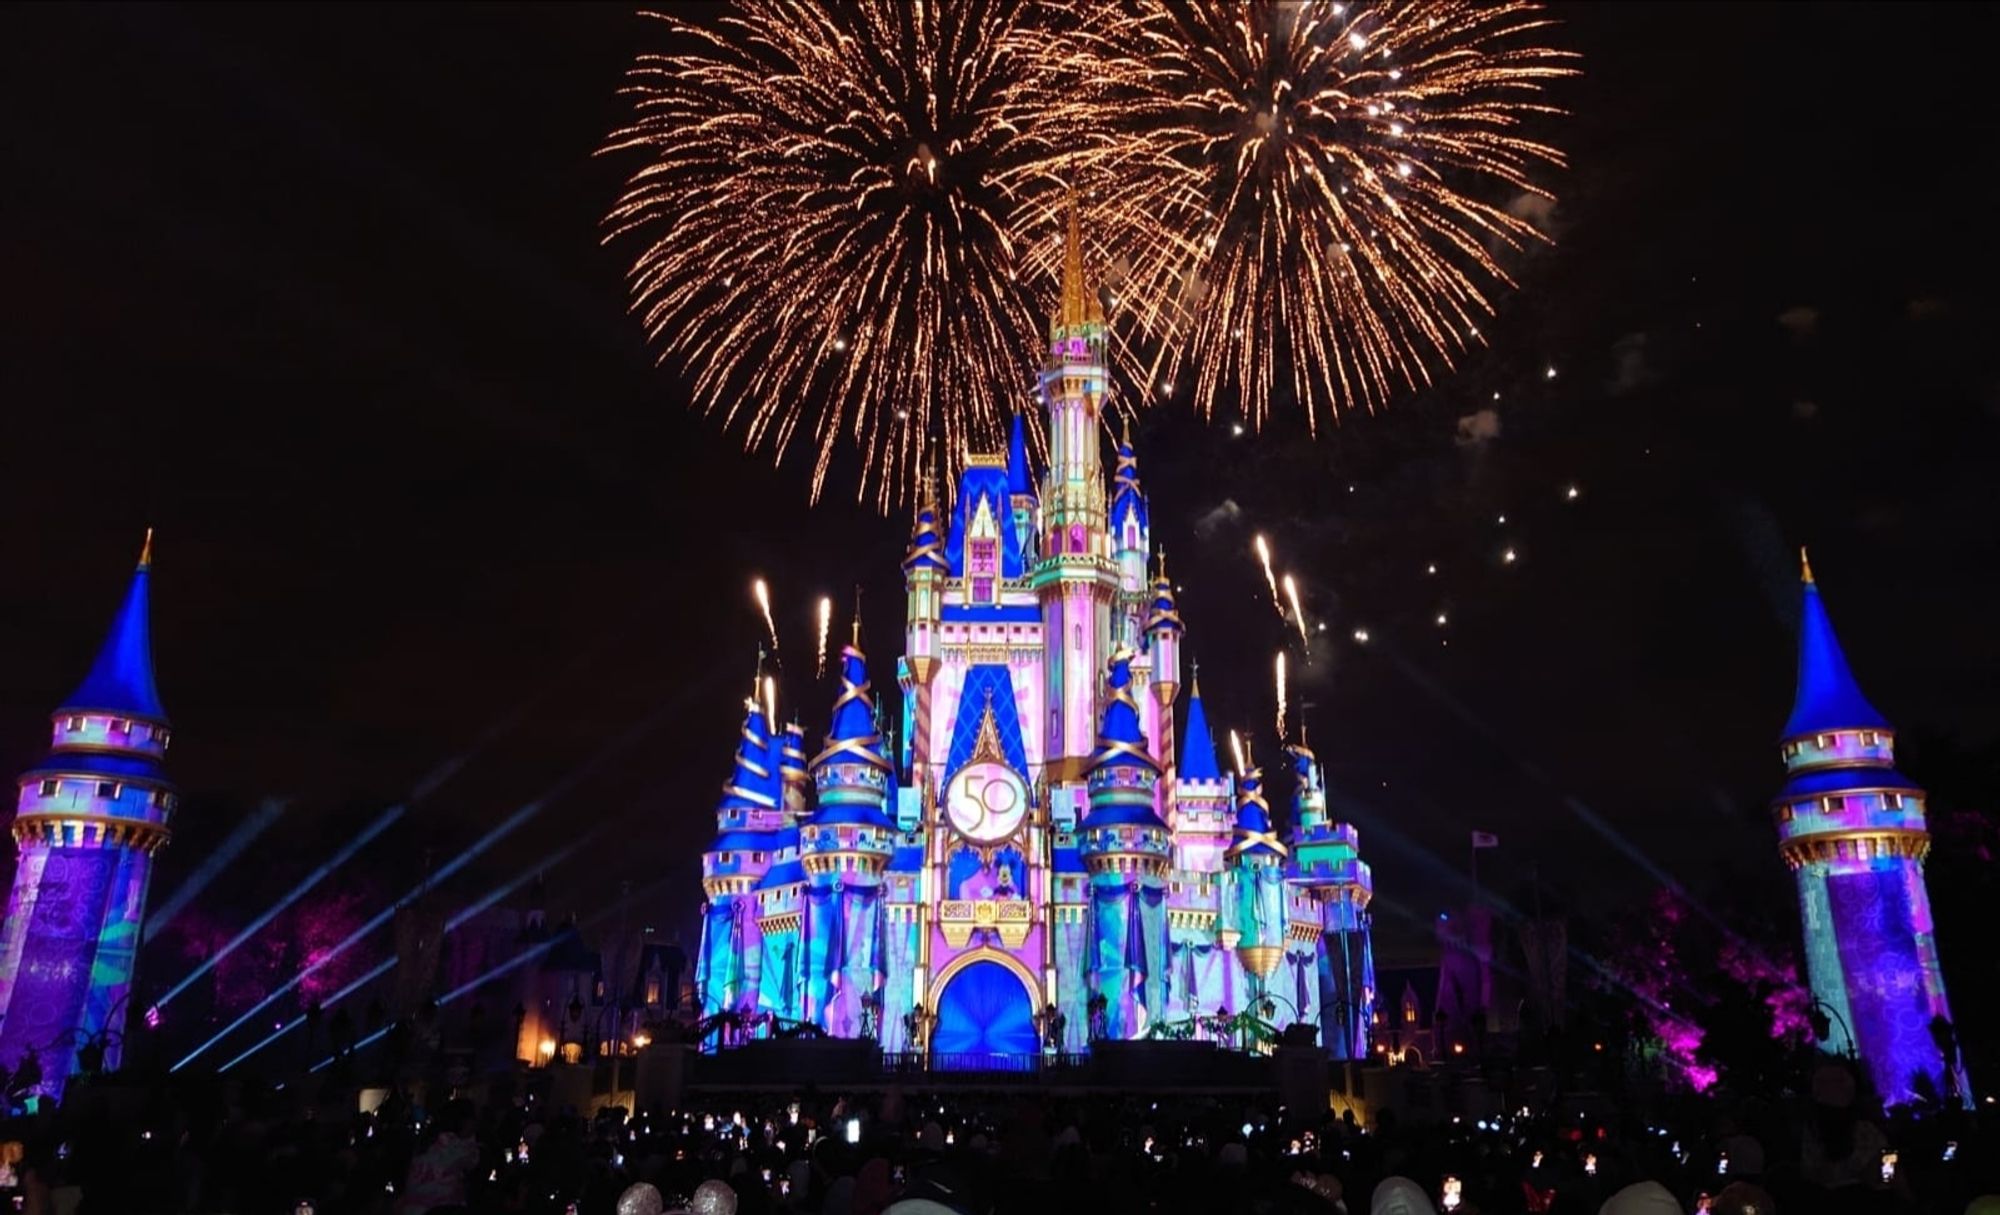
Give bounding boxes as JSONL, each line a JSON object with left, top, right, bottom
{"left": 880, "top": 1051, "right": 1089, "bottom": 1077}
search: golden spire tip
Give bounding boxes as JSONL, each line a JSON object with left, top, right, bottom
{"left": 138, "top": 527, "right": 154, "bottom": 569}
{"left": 1799, "top": 546, "right": 1815, "bottom": 585}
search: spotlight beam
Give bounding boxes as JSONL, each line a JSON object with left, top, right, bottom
{"left": 145, "top": 797, "right": 288, "bottom": 943}
{"left": 309, "top": 873, "right": 676, "bottom": 1074}
{"left": 152, "top": 803, "right": 405, "bottom": 1011}
{"left": 175, "top": 695, "right": 687, "bottom": 1072}
{"left": 215, "top": 830, "right": 601, "bottom": 1073}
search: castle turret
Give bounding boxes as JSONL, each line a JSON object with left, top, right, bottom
{"left": 1111, "top": 425, "right": 1150, "bottom": 602}
{"left": 1774, "top": 551, "right": 1966, "bottom": 1106}
{"left": 1224, "top": 758, "right": 1288, "bottom": 985}
{"left": 899, "top": 487, "right": 948, "bottom": 828}
{"left": 1144, "top": 553, "right": 1183, "bottom": 780}
{"left": 1078, "top": 651, "right": 1170, "bottom": 1037}
{"left": 804, "top": 640, "right": 895, "bottom": 1033}
{"left": 1170, "top": 667, "right": 1233, "bottom": 865}
{"left": 696, "top": 697, "right": 782, "bottom": 1017}
{"left": 0, "top": 534, "right": 176, "bottom": 1093}
{"left": 1285, "top": 739, "right": 1375, "bottom": 1060}
{"left": 780, "top": 721, "right": 810, "bottom": 823}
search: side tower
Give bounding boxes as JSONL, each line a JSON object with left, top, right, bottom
{"left": 1774, "top": 551, "right": 1966, "bottom": 1106}
{"left": 1077, "top": 651, "right": 1170, "bottom": 1039}
{"left": 804, "top": 639, "right": 896, "bottom": 1037}
{"left": 0, "top": 535, "right": 176, "bottom": 1092}
{"left": 1221, "top": 757, "right": 1288, "bottom": 1001}
{"left": 1287, "top": 740, "right": 1375, "bottom": 1060}
{"left": 696, "top": 698, "right": 781, "bottom": 1021}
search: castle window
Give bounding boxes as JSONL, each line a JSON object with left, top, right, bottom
{"left": 65, "top": 716, "right": 84, "bottom": 732}
{"left": 109, "top": 718, "right": 129, "bottom": 735}
{"left": 38, "top": 780, "right": 58, "bottom": 798}
{"left": 1885, "top": 794, "right": 1903, "bottom": 809}
{"left": 647, "top": 978, "right": 662, "bottom": 1005}
{"left": 158, "top": 729, "right": 171, "bottom": 750}
{"left": 1404, "top": 1006, "right": 1417, "bottom": 1024}
{"left": 753, "top": 852, "right": 765, "bottom": 863}
{"left": 1862, "top": 731, "right": 1879, "bottom": 745}
{"left": 97, "top": 782, "right": 122, "bottom": 800}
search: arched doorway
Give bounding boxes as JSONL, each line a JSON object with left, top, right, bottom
{"left": 931, "top": 959, "right": 1038, "bottom": 1070}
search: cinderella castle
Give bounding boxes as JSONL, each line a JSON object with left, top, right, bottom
{"left": 692, "top": 216, "right": 1379, "bottom": 1065}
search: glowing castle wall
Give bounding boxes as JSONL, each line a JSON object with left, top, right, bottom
{"left": 1774, "top": 554, "right": 1967, "bottom": 1107}
{"left": 0, "top": 537, "right": 175, "bottom": 1096}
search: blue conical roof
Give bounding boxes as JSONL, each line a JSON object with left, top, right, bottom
{"left": 1180, "top": 677, "right": 1221, "bottom": 782}
{"left": 1784, "top": 555, "right": 1890, "bottom": 738}
{"left": 1111, "top": 432, "right": 1149, "bottom": 542}
{"left": 717, "top": 701, "right": 781, "bottom": 813}
{"left": 902, "top": 500, "right": 947, "bottom": 573}
{"left": 60, "top": 535, "right": 167, "bottom": 722}
{"left": 814, "top": 644, "right": 891, "bottom": 771}
{"left": 1006, "top": 414, "right": 1036, "bottom": 498}
{"left": 1089, "top": 651, "right": 1160, "bottom": 777}
{"left": 1229, "top": 766, "right": 1286, "bottom": 859}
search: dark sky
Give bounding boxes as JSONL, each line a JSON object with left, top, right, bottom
{"left": 3, "top": 2, "right": 1998, "bottom": 966}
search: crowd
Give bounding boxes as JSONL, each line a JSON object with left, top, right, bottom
{"left": 3, "top": 1058, "right": 1999, "bottom": 1215}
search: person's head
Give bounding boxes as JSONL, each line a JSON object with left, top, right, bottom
{"left": 1371, "top": 1176, "right": 1438, "bottom": 1215}
{"left": 1713, "top": 1181, "right": 1775, "bottom": 1215}
{"left": 1598, "top": 1182, "right": 1680, "bottom": 1215}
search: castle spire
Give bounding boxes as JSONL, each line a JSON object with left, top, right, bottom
{"left": 1058, "top": 194, "right": 1098, "bottom": 331}
{"left": 61, "top": 531, "right": 167, "bottom": 721}
{"left": 1784, "top": 554, "right": 1889, "bottom": 738}
{"left": 1006, "top": 413, "right": 1036, "bottom": 500}
{"left": 1179, "top": 673, "right": 1222, "bottom": 782}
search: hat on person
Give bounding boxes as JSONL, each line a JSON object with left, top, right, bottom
{"left": 690, "top": 1179, "right": 738, "bottom": 1215}
{"left": 1714, "top": 1181, "right": 1776, "bottom": 1215}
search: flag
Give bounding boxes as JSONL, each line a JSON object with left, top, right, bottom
{"left": 1471, "top": 831, "right": 1500, "bottom": 849}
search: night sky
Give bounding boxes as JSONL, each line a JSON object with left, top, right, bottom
{"left": 3, "top": 3, "right": 1998, "bottom": 967}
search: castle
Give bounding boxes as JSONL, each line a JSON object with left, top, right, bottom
{"left": 693, "top": 216, "right": 1379, "bottom": 1064}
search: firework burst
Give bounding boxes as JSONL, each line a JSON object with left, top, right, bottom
{"left": 1048, "top": 0, "right": 1576, "bottom": 431}
{"left": 604, "top": 0, "right": 1086, "bottom": 508}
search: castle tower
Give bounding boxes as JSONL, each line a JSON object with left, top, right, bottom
{"left": 1111, "top": 425, "right": 1150, "bottom": 617}
{"left": 804, "top": 640, "right": 896, "bottom": 1035}
{"left": 0, "top": 534, "right": 176, "bottom": 1093}
{"left": 1286, "top": 739, "right": 1375, "bottom": 1060}
{"left": 1077, "top": 651, "right": 1170, "bottom": 1038}
{"left": 1144, "top": 554, "right": 1183, "bottom": 784}
{"left": 1774, "top": 551, "right": 1966, "bottom": 1106}
{"left": 1037, "top": 200, "right": 1117, "bottom": 780}
{"left": 899, "top": 487, "right": 947, "bottom": 827}
{"left": 696, "top": 698, "right": 781, "bottom": 1018}
{"left": 779, "top": 721, "right": 811, "bottom": 824}
{"left": 1222, "top": 757, "right": 1288, "bottom": 992}
{"left": 1170, "top": 670, "right": 1232, "bottom": 872}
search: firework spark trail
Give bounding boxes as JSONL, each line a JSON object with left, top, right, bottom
{"left": 763, "top": 675, "right": 779, "bottom": 736}
{"left": 604, "top": 0, "right": 1097, "bottom": 509}
{"left": 1254, "top": 534, "right": 1282, "bottom": 616}
{"left": 816, "top": 596, "right": 833, "bottom": 679}
{"left": 1041, "top": 0, "right": 1576, "bottom": 431}
{"left": 753, "top": 578, "right": 779, "bottom": 652}
{"left": 1228, "top": 728, "right": 1246, "bottom": 777}
{"left": 1282, "top": 573, "right": 1310, "bottom": 651}
{"left": 1275, "top": 650, "right": 1288, "bottom": 739}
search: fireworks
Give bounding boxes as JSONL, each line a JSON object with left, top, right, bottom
{"left": 816, "top": 596, "right": 833, "bottom": 679}
{"left": 763, "top": 675, "right": 779, "bottom": 735}
{"left": 1282, "top": 573, "right": 1310, "bottom": 650}
{"left": 1274, "top": 651, "right": 1288, "bottom": 738}
{"left": 604, "top": 0, "right": 1083, "bottom": 508}
{"left": 1049, "top": 0, "right": 1576, "bottom": 431}
{"left": 1253, "top": 534, "right": 1281, "bottom": 614}
{"left": 1228, "top": 728, "right": 1247, "bottom": 776}
{"left": 753, "top": 579, "right": 779, "bottom": 651}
